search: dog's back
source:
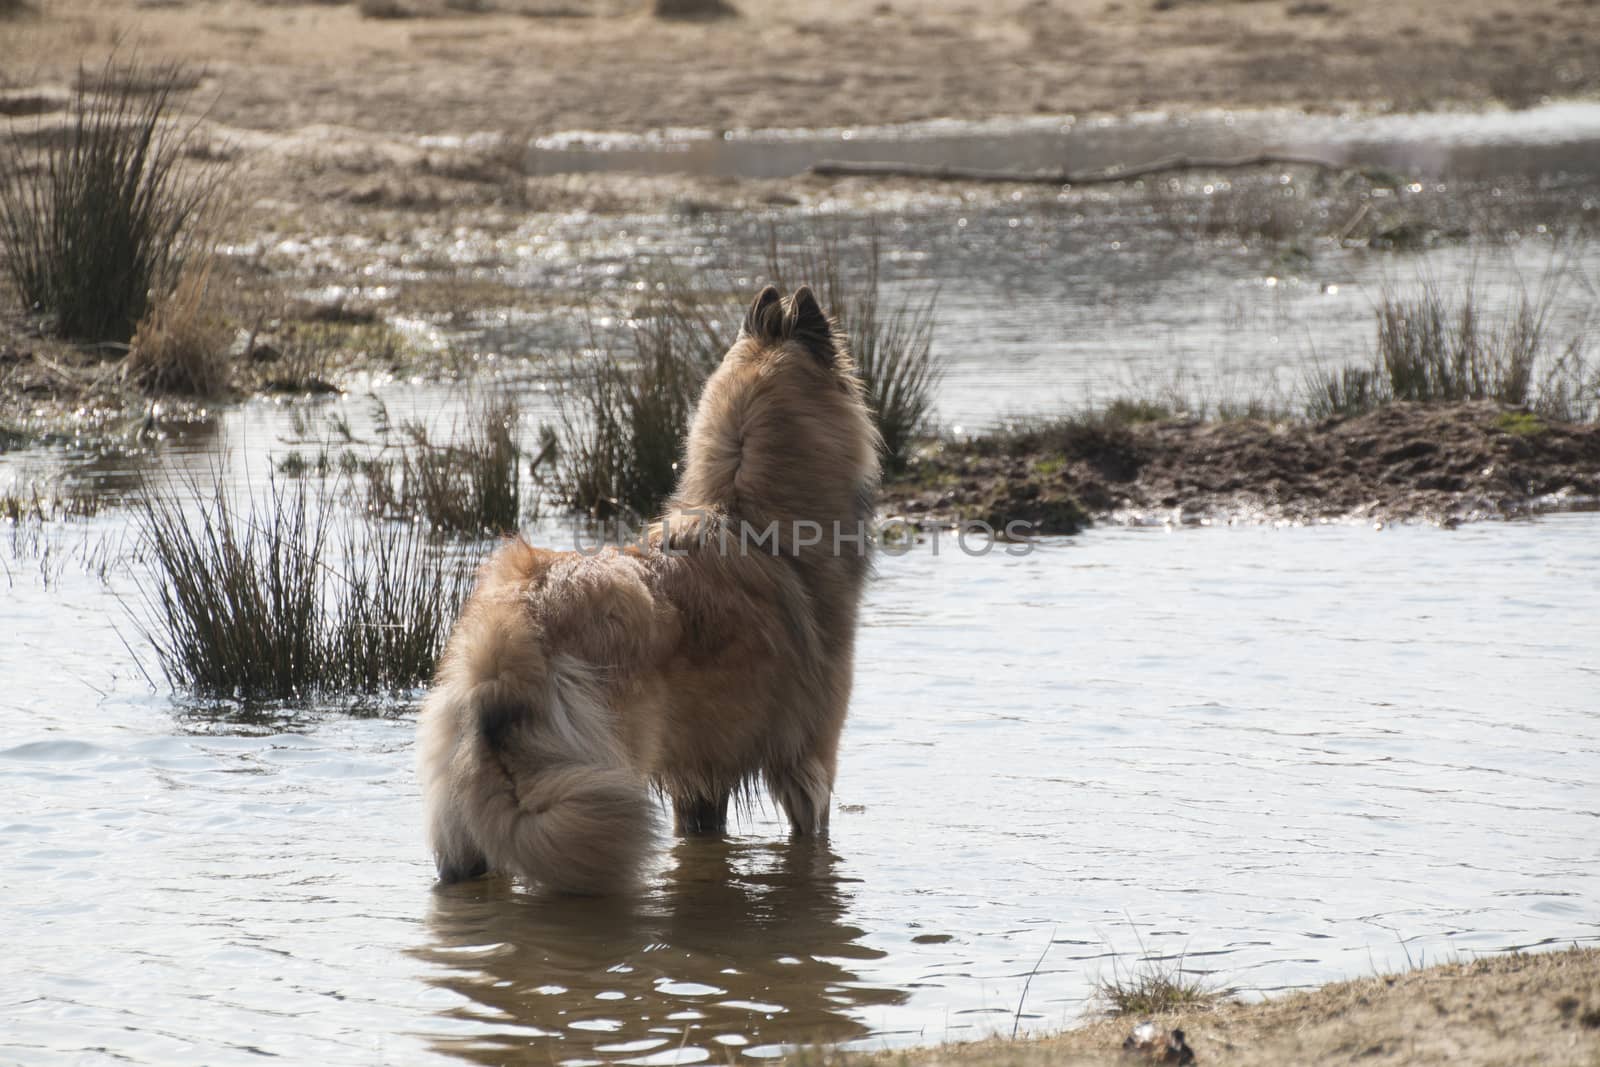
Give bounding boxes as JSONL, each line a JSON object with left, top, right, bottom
{"left": 418, "top": 285, "right": 881, "bottom": 893}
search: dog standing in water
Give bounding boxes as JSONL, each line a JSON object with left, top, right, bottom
{"left": 417, "top": 286, "right": 881, "bottom": 893}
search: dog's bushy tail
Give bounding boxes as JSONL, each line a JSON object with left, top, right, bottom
{"left": 418, "top": 610, "right": 653, "bottom": 895}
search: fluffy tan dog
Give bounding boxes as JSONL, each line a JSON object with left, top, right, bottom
{"left": 417, "top": 285, "right": 881, "bottom": 894}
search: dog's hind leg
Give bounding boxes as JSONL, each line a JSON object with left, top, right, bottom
{"left": 419, "top": 682, "right": 491, "bottom": 883}
{"left": 672, "top": 790, "right": 730, "bottom": 836}
{"left": 431, "top": 803, "right": 489, "bottom": 884}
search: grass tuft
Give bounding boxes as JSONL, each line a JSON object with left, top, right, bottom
{"left": 368, "top": 393, "right": 525, "bottom": 535}
{"left": 1098, "top": 952, "right": 1226, "bottom": 1017}
{"left": 1494, "top": 410, "right": 1548, "bottom": 437}
{"left": 2, "top": 484, "right": 102, "bottom": 523}
{"left": 551, "top": 289, "right": 727, "bottom": 521}
{"left": 970, "top": 399, "right": 1165, "bottom": 462}
{"left": 131, "top": 473, "right": 477, "bottom": 701}
{"left": 0, "top": 57, "right": 223, "bottom": 344}
{"left": 1377, "top": 280, "right": 1534, "bottom": 406}
{"left": 1101, "top": 397, "right": 1176, "bottom": 425}
{"left": 1305, "top": 273, "right": 1597, "bottom": 422}
{"left": 126, "top": 258, "right": 232, "bottom": 396}
{"left": 1304, "top": 363, "right": 1384, "bottom": 421}
{"left": 652, "top": 0, "right": 738, "bottom": 18}
{"left": 357, "top": 0, "right": 414, "bottom": 17}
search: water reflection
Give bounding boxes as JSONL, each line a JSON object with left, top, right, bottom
{"left": 417, "top": 837, "right": 904, "bottom": 1064}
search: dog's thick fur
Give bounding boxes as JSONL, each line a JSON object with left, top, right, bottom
{"left": 417, "top": 285, "right": 881, "bottom": 894}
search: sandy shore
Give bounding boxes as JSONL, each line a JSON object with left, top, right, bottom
{"left": 1, "top": 0, "right": 1590, "bottom": 247}
{"left": 3, "top": 0, "right": 1596, "bottom": 141}
{"left": 840, "top": 947, "right": 1600, "bottom": 1067}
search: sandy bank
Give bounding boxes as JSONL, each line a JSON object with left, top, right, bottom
{"left": 829, "top": 946, "right": 1600, "bottom": 1067}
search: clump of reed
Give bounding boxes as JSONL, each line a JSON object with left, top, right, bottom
{"left": 356, "top": 0, "right": 414, "bottom": 16}
{"left": 1306, "top": 274, "right": 1597, "bottom": 422}
{"left": 277, "top": 393, "right": 529, "bottom": 536}
{"left": 244, "top": 317, "right": 409, "bottom": 396}
{"left": 551, "top": 289, "right": 729, "bottom": 521}
{"left": 0, "top": 57, "right": 223, "bottom": 344}
{"left": 131, "top": 473, "right": 477, "bottom": 700}
{"left": 364, "top": 393, "right": 526, "bottom": 536}
{"left": 548, "top": 231, "right": 942, "bottom": 521}
{"left": 652, "top": 0, "right": 738, "bottom": 17}
{"left": 2, "top": 483, "right": 103, "bottom": 523}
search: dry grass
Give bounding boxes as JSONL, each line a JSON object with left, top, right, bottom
{"left": 1096, "top": 953, "right": 1225, "bottom": 1017}
{"left": 126, "top": 258, "right": 232, "bottom": 396}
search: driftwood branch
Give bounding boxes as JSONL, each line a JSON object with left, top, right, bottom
{"left": 807, "top": 152, "right": 1353, "bottom": 185}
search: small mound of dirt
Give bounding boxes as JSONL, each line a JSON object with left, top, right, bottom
{"left": 651, "top": 0, "right": 737, "bottom": 18}
{"left": 0, "top": 87, "right": 69, "bottom": 116}
{"left": 884, "top": 402, "right": 1600, "bottom": 533}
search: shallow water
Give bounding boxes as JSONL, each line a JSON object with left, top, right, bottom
{"left": 524, "top": 103, "right": 1600, "bottom": 183}
{"left": 272, "top": 208, "right": 1600, "bottom": 434}
{"left": 253, "top": 107, "right": 1600, "bottom": 432}
{"left": 4, "top": 482, "right": 1598, "bottom": 1063}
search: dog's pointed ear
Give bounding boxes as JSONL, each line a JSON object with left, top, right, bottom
{"left": 786, "top": 285, "right": 836, "bottom": 365}
{"left": 743, "top": 285, "right": 783, "bottom": 342}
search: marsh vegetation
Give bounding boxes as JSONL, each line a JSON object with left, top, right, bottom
{"left": 550, "top": 236, "right": 942, "bottom": 520}
{"left": 1305, "top": 273, "right": 1598, "bottom": 422}
{"left": 0, "top": 58, "right": 223, "bottom": 346}
{"left": 131, "top": 472, "right": 479, "bottom": 701}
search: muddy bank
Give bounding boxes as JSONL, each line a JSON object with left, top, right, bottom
{"left": 841, "top": 946, "right": 1600, "bottom": 1067}
{"left": 0, "top": 298, "right": 424, "bottom": 447}
{"left": 885, "top": 402, "right": 1600, "bottom": 531}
